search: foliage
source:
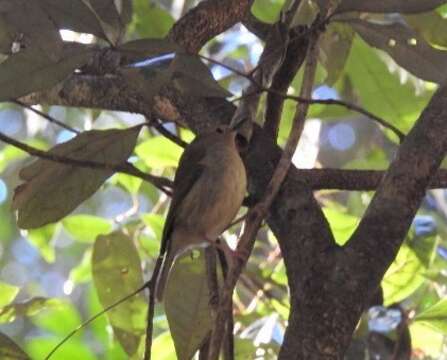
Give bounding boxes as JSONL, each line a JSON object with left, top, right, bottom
{"left": 0, "top": 0, "right": 446, "bottom": 359}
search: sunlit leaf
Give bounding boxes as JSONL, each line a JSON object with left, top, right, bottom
{"left": 69, "top": 249, "right": 92, "bottom": 284}
{"left": 323, "top": 207, "right": 359, "bottom": 245}
{"left": 415, "top": 298, "right": 447, "bottom": 333}
{"left": 0, "top": 332, "right": 30, "bottom": 360}
{"left": 0, "top": 282, "right": 19, "bottom": 308}
{"left": 25, "top": 338, "right": 96, "bottom": 360}
{"left": 115, "top": 173, "right": 143, "bottom": 195}
{"left": 152, "top": 332, "right": 177, "bottom": 360}
{"left": 136, "top": 135, "right": 183, "bottom": 169}
{"left": 62, "top": 214, "right": 112, "bottom": 243}
{"left": 165, "top": 247, "right": 221, "bottom": 360}
{"left": 410, "top": 322, "right": 444, "bottom": 358}
{"left": 25, "top": 224, "right": 56, "bottom": 263}
{"left": 382, "top": 245, "right": 425, "bottom": 305}
{"left": 251, "top": 0, "right": 284, "bottom": 23}
{"left": 92, "top": 231, "right": 146, "bottom": 356}
{"left": 0, "top": 297, "right": 60, "bottom": 323}
{"left": 13, "top": 126, "right": 141, "bottom": 229}
{"left": 32, "top": 300, "right": 82, "bottom": 336}
{"left": 130, "top": 0, "right": 174, "bottom": 38}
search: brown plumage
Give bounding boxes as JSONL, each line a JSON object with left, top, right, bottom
{"left": 155, "top": 127, "right": 247, "bottom": 301}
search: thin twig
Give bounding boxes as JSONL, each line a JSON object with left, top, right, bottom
{"left": 12, "top": 100, "right": 80, "bottom": 134}
{"left": 143, "top": 255, "right": 164, "bottom": 360}
{"left": 0, "top": 131, "right": 173, "bottom": 194}
{"left": 45, "top": 283, "right": 148, "bottom": 360}
{"left": 200, "top": 48, "right": 405, "bottom": 142}
{"left": 152, "top": 119, "right": 188, "bottom": 148}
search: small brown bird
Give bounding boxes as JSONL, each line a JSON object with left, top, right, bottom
{"left": 155, "top": 126, "right": 247, "bottom": 301}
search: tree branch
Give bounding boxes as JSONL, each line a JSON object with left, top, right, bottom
{"left": 0, "top": 131, "right": 173, "bottom": 194}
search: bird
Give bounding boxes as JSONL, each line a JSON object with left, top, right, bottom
{"left": 155, "top": 126, "right": 247, "bottom": 301}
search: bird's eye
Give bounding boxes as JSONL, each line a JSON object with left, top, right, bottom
{"left": 216, "top": 126, "right": 225, "bottom": 134}
{"left": 235, "top": 133, "right": 248, "bottom": 151}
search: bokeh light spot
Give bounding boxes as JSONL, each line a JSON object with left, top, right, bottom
{"left": 328, "top": 123, "right": 356, "bottom": 151}
{"left": 0, "top": 178, "right": 7, "bottom": 204}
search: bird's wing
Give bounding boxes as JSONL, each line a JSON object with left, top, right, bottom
{"left": 159, "top": 135, "right": 208, "bottom": 255}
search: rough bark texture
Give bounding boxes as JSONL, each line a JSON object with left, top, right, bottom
{"left": 19, "top": 1, "right": 447, "bottom": 359}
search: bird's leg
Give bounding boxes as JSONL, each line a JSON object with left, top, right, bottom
{"left": 204, "top": 235, "right": 248, "bottom": 265}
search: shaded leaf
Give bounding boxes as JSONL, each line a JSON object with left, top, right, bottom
{"left": 406, "top": 11, "right": 447, "bottom": 48}
{"left": 0, "top": 297, "right": 59, "bottom": 323}
{"left": 39, "top": 0, "right": 106, "bottom": 39}
{"left": 172, "top": 54, "right": 232, "bottom": 98}
{"left": 0, "top": 0, "right": 63, "bottom": 59}
{"left": 62, "top": 214, "right": 112, "bottom": 243}
{"left": 415, "top": 298, "right": 447, "bottom": 334}
{"left": 88, "top": 0, "right": 123, "bottom": 44}
{"left": 343, "top": 37, "right": 432, "bottom": 133}
{"left": 319, "top": 23, "right": 354, "bottom": 85}
{"left": 348, "top": 19, "right": 447, "bottom": 83}
{"left": 0, "top": 332, "right": 30, "bottom": 360}
{"left": 118, "top": 0, "right": 133, "bottom": 26}
{"left": 0, "top": 44, "right": 92, "bottom": 101}
{"left": 335, "top": 0, "right": 447, "bottom": 14}
{"left": 13, "top": 126, "right": 141, "bottom": 229}
{"left": 136, "top": 135, "right": 183, "bottom": 169}
{"left": 165, "top": 247, "right": 221, "bottom": 360}
{"left": 92, "top": 231, "right": 146, "bottom": 356}
{"left": 0, "top": 282, "right": 19, "bottom": 308}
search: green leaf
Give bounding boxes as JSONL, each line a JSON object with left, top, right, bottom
{"left": 382, "top": 245, "right": 425, "bottom": 304}
{"left": 26, "top": 224, "right": 56, "bottom": 263}
{"left": 152, "top": 332, "right": 177, "bottom": 360}
{"left": 165, "top": 247, "right": 221, "bottom": 360}
{"left": 130, "top": 0, "right": 174, "bottom": 38}
{"left": 0, "top": 282, "right": 19, "bottom": 308}
{"left": 251, "top": 0, "right": 284, "bottom": 23}
{"left": 92, "top": 231, "right": 146, "bottom": 356}
{"left": 0, "top": 332, "right": 30, "bottom": 360}
{"left": 0, "top": 144, "right": 26, "bottom": 172}
{"left": 410, "top": 322, "right": 444, "bottom": 358}
{"left": 0, "top": 45, "right": 91, "bottom": 101}
{"left": 0, "top": 297, "right": 60, "bottom": 323}
{"left": 319, "top": 23, "right": 354, "bottom": 85}
{"left": 406, "top": 11, "right": 447, "bottom": 49}
{"left": 13, "top": 126, "right": 141, "bottom": 229}
{"left": 336, "top": 0, "right": 447, "bottom": 14}
{"left": 115, "top": 173, "right": 142, "bottom": 195}
{"left": 415, "top": 298, "right": 447, "bottom": 333}
{"left": 69, "top": 249, "right": 92, "bottom": 284}
{"left": 172, "top": 54, "right": 232, "bottom": 98}
{"left": 32, "top": 300, "right": 82, "bottom": 336}
{"left": 343, "top": 37, "right": 432, "bottom": 133}
{"left": 25, "top": 338, "right": 96, "bottom": 360}
{"left": 322, "top": 207, "right": 359, "bottom": 245}
{"left": 347, "top": 19, "right": 447, "bottom": 83}
{"left": 63, "top": 214, "right": 112, "bottom": 243}
{"left": 141, "top": 213, "right": 165, "bottom": 240}
{"left": 39, "top": 0, "right": 106, "bottom": 39}
{"left": 136, "top": 135, "right": 183, "bottom": 169}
